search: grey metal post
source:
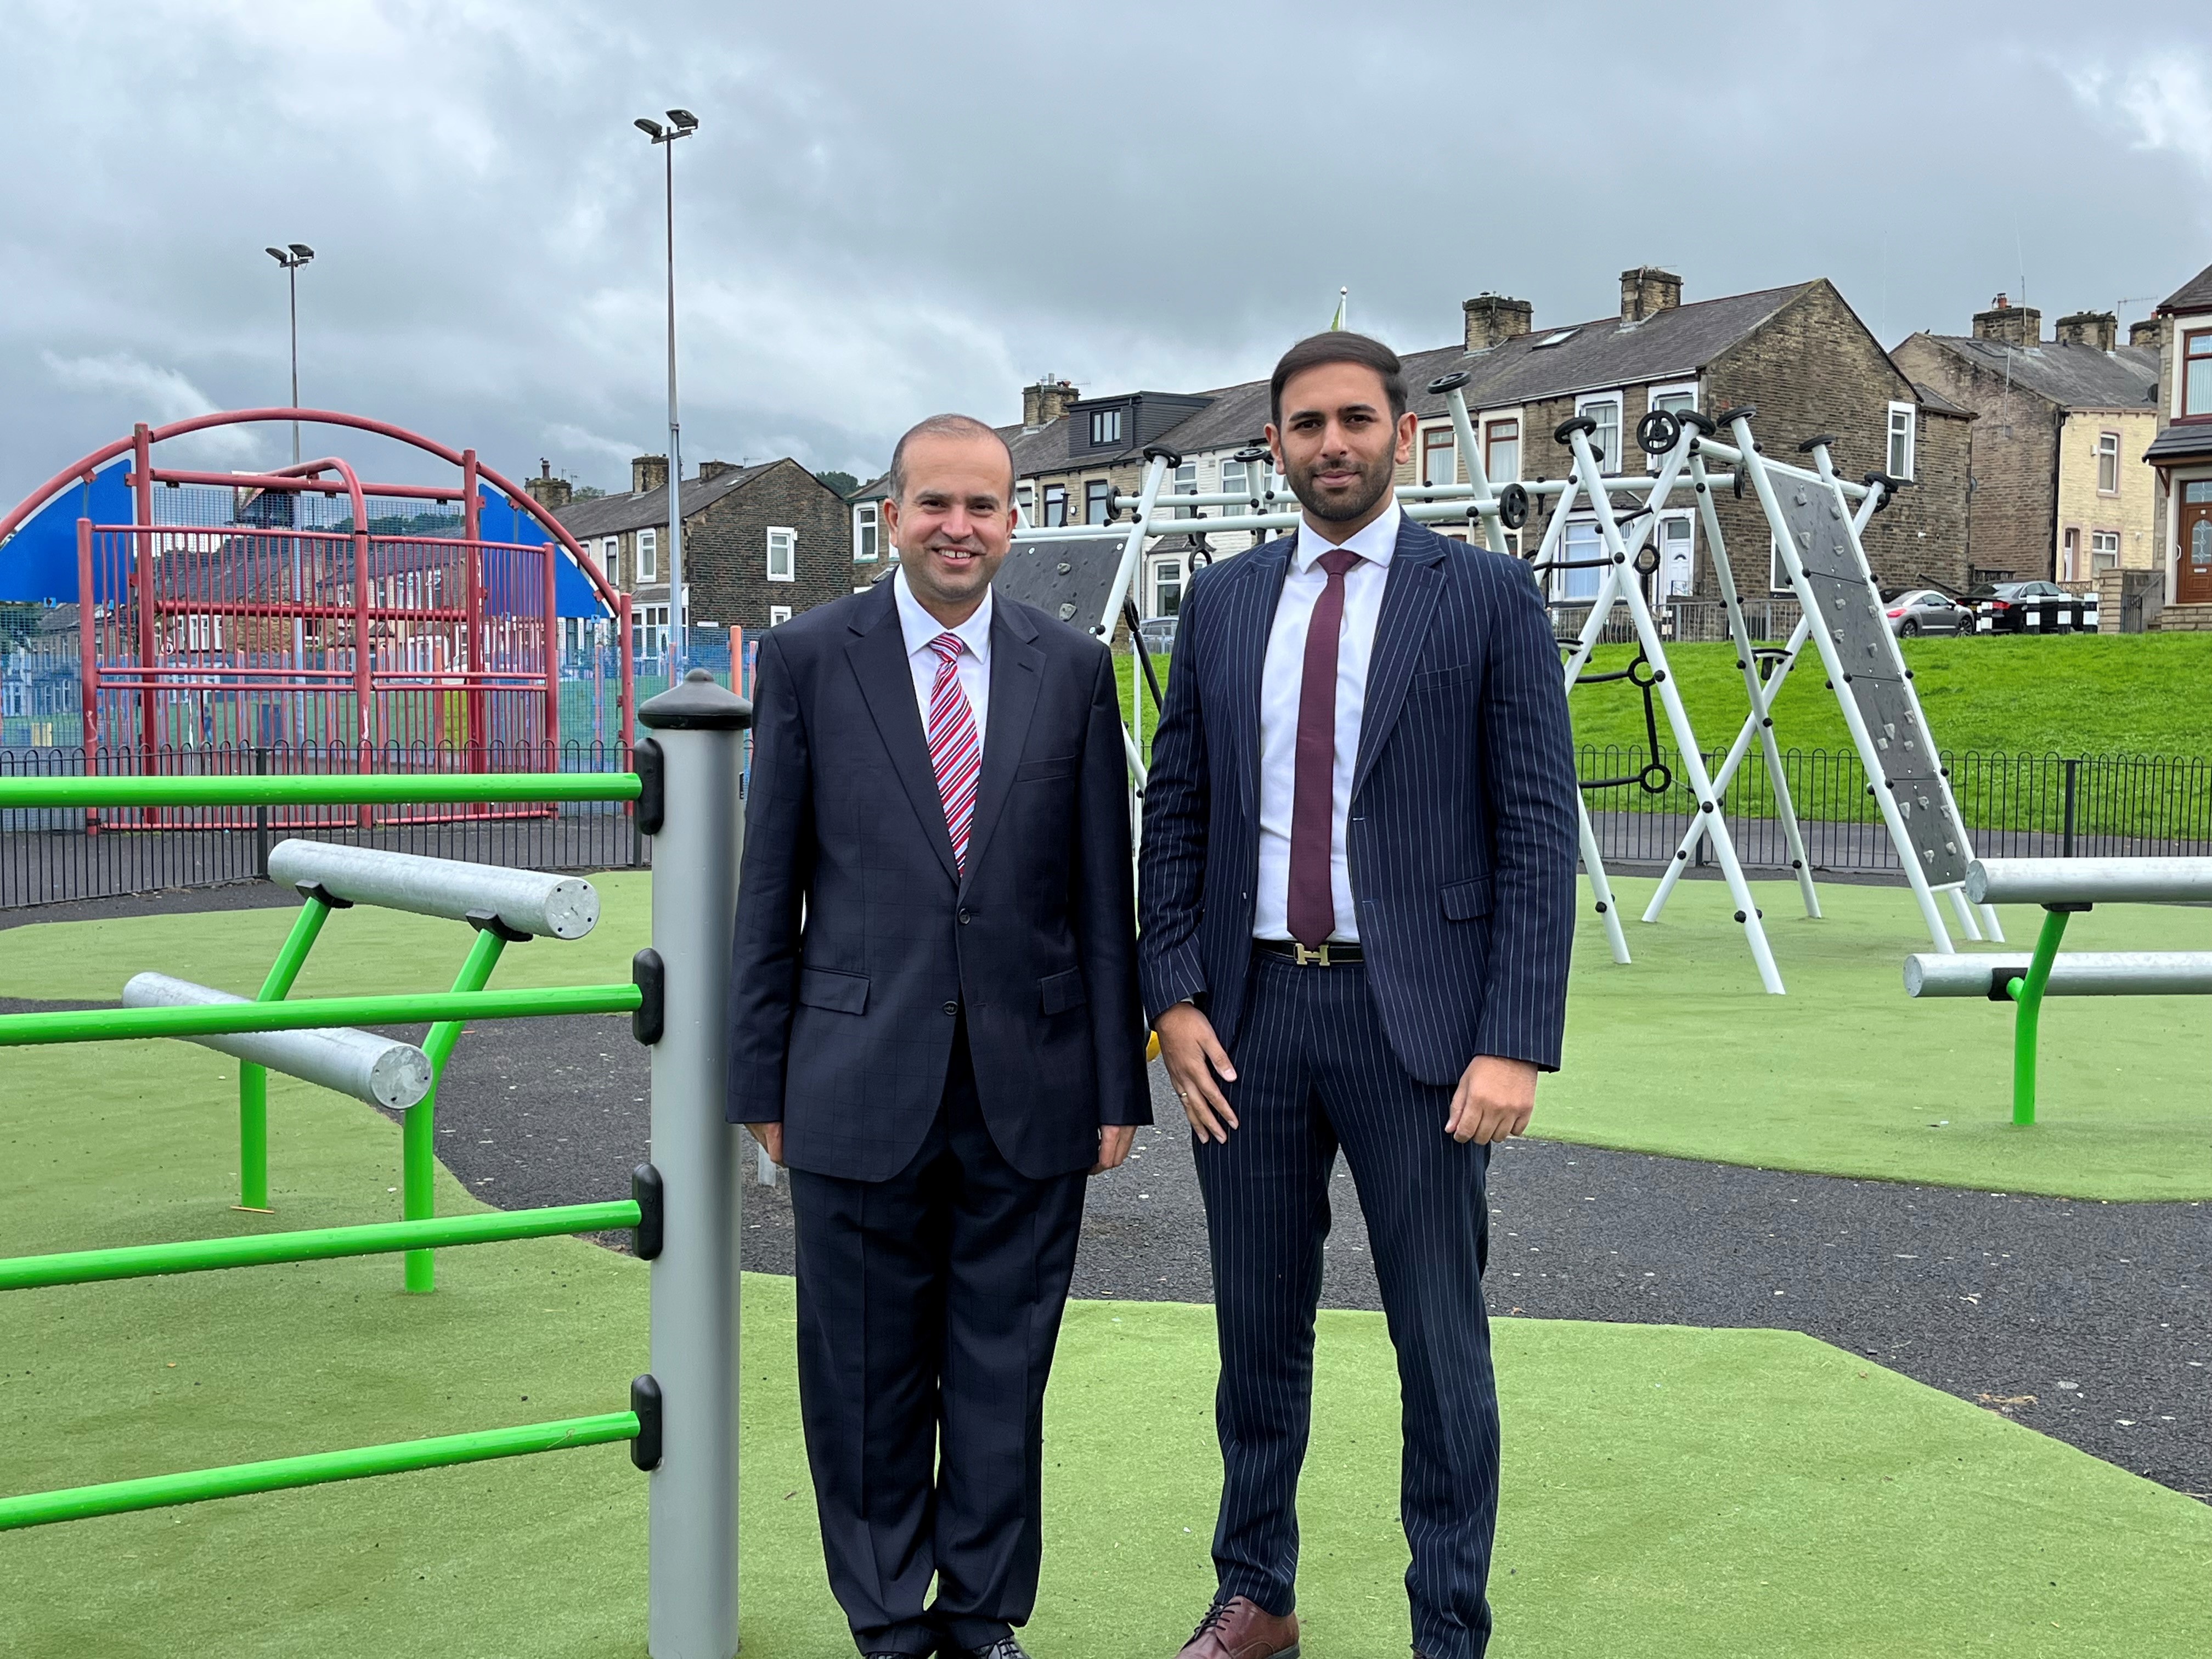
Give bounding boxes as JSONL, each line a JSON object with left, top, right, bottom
{"left": 639, "top": 667, "right": 749, "bottom": 1659}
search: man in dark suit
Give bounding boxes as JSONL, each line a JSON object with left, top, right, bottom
{"left": 729, "top": 413, "right": 1149, "bottom": 1659}
{"left": 1140, "top": 334, "right": 1579, "bottom": 1659}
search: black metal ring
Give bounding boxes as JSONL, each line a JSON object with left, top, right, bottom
{"left": 1636, "top": 409, "right": 1681, "bottom": 455}
{"left": 1498, "top": 482, "right": 1529, "bottom": 529}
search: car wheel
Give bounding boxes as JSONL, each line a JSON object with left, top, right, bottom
{"left": 1899, "top": 619, "right": 1921, "bottom": 637}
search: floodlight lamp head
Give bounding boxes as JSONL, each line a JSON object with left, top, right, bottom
{"left": 265, "top": 246, "right": 289, "bottom": 264}
{"left": 667, "top": 108, "right": 698, "bottom": 131}
{"left": 635, "top": 117, "right": 664, "bottom": 139}
{"left": 288, "top": 243, "right": 315, "bottom": 261}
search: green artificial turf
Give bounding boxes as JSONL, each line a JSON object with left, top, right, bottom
{"left": 1544, "top": 876, "right": 2212, "bottom": 1200}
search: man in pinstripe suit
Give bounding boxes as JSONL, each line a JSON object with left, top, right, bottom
{"left": 1139, "top": 332, "right": 1579, "bottom": 1659}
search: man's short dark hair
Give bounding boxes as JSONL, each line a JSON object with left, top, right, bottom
{"left": 887, "top": 413, "right": 1017, "bottom": 504}
{"left": 1269, "top": 331, "right": 1408, "bottom": 431}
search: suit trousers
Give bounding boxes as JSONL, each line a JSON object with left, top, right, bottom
{"left": 1195, "top": 953, "right": 1500, "bottom": 1659}
{"left": 789, "top": 1020, "right": 1088, "bottom": 1656}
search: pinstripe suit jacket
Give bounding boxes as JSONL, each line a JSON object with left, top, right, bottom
{"left": 1138, "top": 515, "right": 1579, "bottom": 1081}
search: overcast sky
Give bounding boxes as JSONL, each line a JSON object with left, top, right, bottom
{"left": 4, "top": 1, "right": 2209, "bottom": 509}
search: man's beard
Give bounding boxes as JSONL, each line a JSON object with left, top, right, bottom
{"left": 1288, "top": 450, "right": 1396, "bottom": 524}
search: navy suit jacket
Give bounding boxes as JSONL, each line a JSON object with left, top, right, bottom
{"left": 727, "top": 579, "right": 1150, "bottom": 1182}
{"left": 1138, "top": 516, "right": 1579, "bottom": 1083}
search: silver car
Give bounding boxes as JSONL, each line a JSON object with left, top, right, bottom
{"left": 1137, "top": 614, "right": 1178, "bottom": 657}
{"left": 1883, "top": 588, "right": 1976, "bottom": 636}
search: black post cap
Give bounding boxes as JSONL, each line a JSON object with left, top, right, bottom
{"left": 639, "top": 667, "right": 752, "bottom": 731}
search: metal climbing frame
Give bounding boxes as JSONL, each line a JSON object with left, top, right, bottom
{"left": 0, "top": 669, "right": 749, "bottom": 1659}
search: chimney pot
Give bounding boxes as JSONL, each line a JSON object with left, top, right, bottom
{"left": 1022, "top": 377, "right": 1081, "bottom": 430}
{"left": 1619, "top": 266, "right": 1683, "bottom": 323}
{"left": 2129, "top": 317, "right": 2161, "bottom": 348}
{"left": 631, "top": 454, "right": 669, "bottom": 496}
{"left": 1463, "top": 293, "right": 1534, "bottom": 351}
{"left": 1972, "top": 301, "right": 2040, "bottom": 346}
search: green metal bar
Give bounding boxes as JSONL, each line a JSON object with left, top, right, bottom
{"left": 0, "top": 1200, "right": 640, "bottom": 1292}
{"left": 0, "top": 984, "right": 640, "bottom": 1048}
{"left": 237, "top": 898, "right": 334, "bottom": 1212}
{"left": 2006, "top": 906, "right": 2075, "bottom": 1127}
{"left": 0, "top": 1410, "right": 639, "bottom": 1531}
{"left": 0, "top": 774, "right": 639, "bottom": 809}
{"left": 405, "top": 928, "right": 509, "bottom": 1293}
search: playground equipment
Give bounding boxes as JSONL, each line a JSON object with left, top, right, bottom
{"left": 1009, "top": 393, "right": 1996, "bottom": 991}
{"left": 0, "top": 669, "right": 748, "bottom": 1659}
{"left": 1904, "top": 855, "right": 2212, "bottom": 1125}
{"left": 0, "top": 408, "right": 629, "bottom": 811}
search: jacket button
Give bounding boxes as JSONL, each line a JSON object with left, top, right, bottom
{"left": 942, "top": 1000, "right": 959, "bottom": 1017}
{"left": 958, "top": 908, "right": 971, "bottom": 924}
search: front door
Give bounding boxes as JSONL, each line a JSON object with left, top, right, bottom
{"left": 2180, "top": 481, "right": 2212, "bottom": 605}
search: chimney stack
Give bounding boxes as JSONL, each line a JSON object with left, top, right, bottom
{"left": 2053, "top": 311, "right": 2118, "bottom": 352}
{"left": 696, "top": 459, "right": 737, "bottom": 482}
{"left": 631, "top": 454, "right": 669, "bottom": 496}
{"left": 1972, "top": 295, "right": 2041, "bottom": 347}
{"left": 1620, "top": 266, "right": 1683, "bottom": 323}
{"left": 2130, "top": 317, "right": 2162, "bottom": 348}
{"left": 1022, "top": 377, "right": 1080, "bottom": 431}
{"left": 523, "top": 473, "right": 572, "bottom": 512}
{"left": 1463, "top": 293, "right": 1534, "bottom": 351}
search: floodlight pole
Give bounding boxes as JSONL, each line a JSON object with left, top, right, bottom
{"left": 639, "top": 111, "right": 698, "bottom": 678}
{"left": 264, "top": 245, "right": 314, "bottom": 463}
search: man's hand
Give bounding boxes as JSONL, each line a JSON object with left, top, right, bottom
{"left": 746, "top": 1122, "right": 785, "bottom": 1167}
{"left": 1445, "top": 1056, "right": 1537, "bottom": 1144}
{"left": 1156, "top": 1002, "right": 1239, "bottom": 1143}
{"left": 1092, "top": 1125, "right": 1136, "bottom": 1175}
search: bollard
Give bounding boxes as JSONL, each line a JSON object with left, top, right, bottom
{"left": 638, "top": 668, "right": 749, "bottom": 1659}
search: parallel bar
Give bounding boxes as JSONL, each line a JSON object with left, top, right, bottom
{"left": 0, "top": 1200, "right": 641, "bottom": 1291}
{"left": 266, "top": 840, "right": 600, "bottom": 939}
{"left": 1967, "top": 856, "right": 2212, "bottom": 907}
{"left": 0, "top": 985, "right": 641, "bottom": 1048}
{"left": 1904, "top": 950, "right": 2212, "bottom": 998}
{"left": 123, "top": 973, "right": 432, "bottom": 1110}
{"left": 0, "top": 1410, "right": 639, "bottom": 1531}
{"left": 0, "top": 773, "right": 640, "bottom": 809}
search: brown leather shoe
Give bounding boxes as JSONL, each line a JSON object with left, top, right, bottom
{"left": 1174, "top": 1596, "right": 1300, "bottom": 1658}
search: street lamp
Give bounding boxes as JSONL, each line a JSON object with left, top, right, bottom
{"left": 264, "top": 243, "right": 315, "bottom": 464}
{"left": 635, "top": 109, "right": 697, "bottom": 674}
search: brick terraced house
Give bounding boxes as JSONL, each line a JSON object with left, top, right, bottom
{"left": 2140, "top": 259, "right": 2212, "bottom": 632}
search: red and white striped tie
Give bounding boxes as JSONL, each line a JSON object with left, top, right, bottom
{"left": 924, "top": 631, "right": 981, "bottom": 872}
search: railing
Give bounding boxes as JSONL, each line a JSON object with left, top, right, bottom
{"left": 1551, "top": 596, "right": 1804, "bottom": 645}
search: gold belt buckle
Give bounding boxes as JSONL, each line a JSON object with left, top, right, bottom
{"left": 1292, "top": 943, "right": 1331, "bottom": 967}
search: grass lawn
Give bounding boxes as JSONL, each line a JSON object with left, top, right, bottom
{"left": 2, "top": 1025, "right": 2205, "bottom": 1658}
{"left": 1545, "top": 876, "right": 2212, "bottom": 1201}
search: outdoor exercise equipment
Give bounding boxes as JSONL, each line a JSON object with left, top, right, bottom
{"left": 120, "top": 971, "right": 432, "bottom": 1110}
{"left": 1903, "top": 855, "right": 2212, "bottom": 1125}
{"left": 0, "top": 669, "right": 749, "bottom": 1659}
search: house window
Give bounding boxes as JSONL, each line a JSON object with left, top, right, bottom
{"left": 1085, "top": 479, "right": 1112, "bottom": 526}
{"left": 1647, "top": 386, "right": 1697, "bottom": 471}
{"left": 1171, "top": 459, "right": 1197, "bottom": 517}
{"left": 1016, "top": 483, "right": 1034, "bottom": 524}
{"left": 1220, "top": 457, "right": 1250, "bottom": 507}
{"left": 1769, "top": 533, "right": 1796, "bottom": 593}
{"left": 2096, "top": 432, "right": 2120, "bottom": 494}
{"left": 766, "top": 527, "right": 795, "bottom": 582}
{"left": 1090, "top": 408, "right": 1123, "bottom": 446}
{"left": 633, "top": 602, "right": 670, "bottom": 658}
{"left": 1887, "top": 402, "right": 1917, "bottom": 480}
{"left": 1043, "top": 484, "right": 1067, "bottom": 527}
{"left": 1152, "top": 556, "right": 1183, "bottom": 617}
{"left": 601, "top": 536, "right": 619, "bottom": 588}
{"left": 2091, "top": 530, "right": 2120, "bottom": 571}
{"left": 2185, "top": 330, "right": 2212, "bottom": 417}
{"left": 1484, "top": 418, "right": 1520, "bottom": 484}
{"left": 1555, "top": 521, "right": 1604, "bottom": 600}
{"left": 1659, "top": 513, "right": 1695, "bottom": 596}
{"left": 1421, "top": 427, "right": 1457, "bottom": 487}
{"left": 637, "top": 528, "right": 658, "bottom": 584}
{"left": 2062, "top": 527, "right": 2081, "bottom": 582}
{"left": 768, "top": 605, "right": 793, "bottom": 627}
{"left": 853, "top": 501, "right": 879, "bottom": 561}
{"left": 1576, "top": 394, "right": 1622, "bottom": 475}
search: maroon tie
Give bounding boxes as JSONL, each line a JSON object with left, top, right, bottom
{"left": 1288, "top": 549, "right": 1361, "bottom": 948}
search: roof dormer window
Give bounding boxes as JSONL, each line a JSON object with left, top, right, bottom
{"left": 1090, "top": 407, "right": 1124, "bottom": 447}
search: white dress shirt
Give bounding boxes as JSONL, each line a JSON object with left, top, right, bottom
{"left": 893, "top": 566, "right": 992, "bottom": 752}
{"left": 1252, "top": 503, "right": 1400, "bottom": 942}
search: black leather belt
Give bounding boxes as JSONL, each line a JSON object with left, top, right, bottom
{"left": 1255, "top": 939, "right": 1363, "bottom": 966}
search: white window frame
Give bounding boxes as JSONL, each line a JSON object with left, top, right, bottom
{"left": 1576, "top": 392, "right": 1624, "bottom": 476}
{"left": 1770, "top": 533, "right": 1797, "bottom": 595}
{"left": 1172, "top": 459, "right": 1197, "bottom": 517}
{"left": 2096, "top": 431, "right": 2120, "bottom": 495}
{"left": 1015, "top": 482, "right": 1034, "bottom": 526}
{"left": 853, "top": 501, "right": 879, "bottom": 561}
{"left": 637, "top": 527, "right": 658, "bottom": 584}
{"left": 1043, "top": 483, "right": 1067, "bottom": 528}
{"left": 766, "top": 526, "right": 795, "bottom": 582}
{"left": 1555, "top": 519, "right": 1605, "bottom": 601}
{"left": 1218, "top": 455, "right": 1251, "bottom": 506}
{"left": 768, "top": 604, "right": 793, "bottom": 627}
{"left": 1657, "top": 510, "right": 1697, "bottom": 597}
{"left": 1887, "top": 402, "right": 1917, "bottom": 482}
{"left": 1150, "top": 554, "right": 1184, "bottom": 618}
{"left": 1646, "top": 383, "right": 1699, "bottom": 472}
{"left": 2090, "top": 529, "right": 2120, "bottom": 571}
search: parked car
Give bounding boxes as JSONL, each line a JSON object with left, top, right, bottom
{"left": 1137, "top": 614, "right": 1178, "bottom": 657}
{"left": 1968, "top": 581, "right": 2100, "bottom": 635}
{"left": 1883, "top": 589, "right": 1976, "bottom": 636}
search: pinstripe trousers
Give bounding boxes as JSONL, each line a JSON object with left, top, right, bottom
{"left": 1195, "top": 952, "right": 1499, "bottom": 1659}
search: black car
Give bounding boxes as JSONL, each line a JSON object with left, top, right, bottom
{"left": 1968, "top": 581, "right": 2100, "bottom": 635}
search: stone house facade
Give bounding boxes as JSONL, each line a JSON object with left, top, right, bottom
{"left": 2141, "top": 260, "right": 2212, "bottom": 631}
{"left": 1891, "top": 298, "right": 2160, "bottom": 601}
{"left": 532, "top": 454, "right": 849, "bottom": 654}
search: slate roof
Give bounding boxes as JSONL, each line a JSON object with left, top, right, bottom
{"left": 2155, "top": 261, "right": 2212, "bottom": 317}
{"left": 1909, "top": 381, "right": 1973, "bottom": 417}
{"left": 1904, "top": 336, "right": 2159, "bottom": 411}
{"left": 551, "top": 461, "right": 777, "bottom": 539}
{"left": 2143, "top": 424, "right": 2212, "bottom": 465}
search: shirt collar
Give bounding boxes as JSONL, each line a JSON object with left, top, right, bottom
{"left": 893, "top": 566, "right": 994, "bottom": 662}
{"left": 1294, "top": 500, "right": 1401, "bottom": 574}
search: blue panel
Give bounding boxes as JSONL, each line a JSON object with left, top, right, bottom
{"left": 0, "top": 461, "right": 133, "bottom": 602}
{"left": 475, "top": 487, "right": 611, "bottom": 618}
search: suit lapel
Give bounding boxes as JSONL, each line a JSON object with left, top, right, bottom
{"left": 1232, "top": 536, "right": 1295, "bottom": 821}
{"left": 1350, "top": 518, "right": 1448, "bottom": 801}
{"left": 958, "top": 601, "right": 1043, "bottom": 888}
{"left": 845, "top": 585, "right": 960, "bottom": 885}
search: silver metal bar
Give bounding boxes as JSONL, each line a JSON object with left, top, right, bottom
{"left": 639, "top": 669, "right": 748, "bottom": 1659}
{"left": 1106, "top": 476, "right": 1729, "bottom": 515}
{"left": 1904, "top": 951, "right": 2212, "bottom": 998}
{"left": 1966, "top": 857, "right": 2212, "bottom": 906}
{"left": 121, "top": 972, "right": 431, "bottom": 1110}
{"left": 266, "top": 840, "right": 600, "bottom": 940}
{"left": 1688, "top": 433, "right": 1870, "bottom": 498}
